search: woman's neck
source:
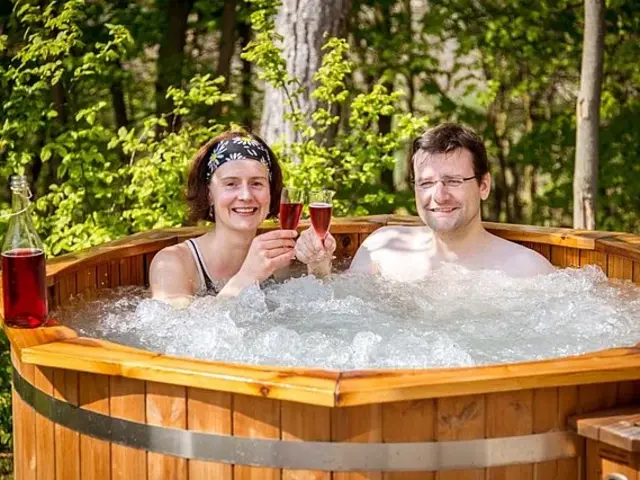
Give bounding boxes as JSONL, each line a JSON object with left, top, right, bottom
{"left": 200, "top": 224, "right": 256, "bottom": 278}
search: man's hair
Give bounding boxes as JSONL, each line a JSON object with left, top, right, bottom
{"left": 186, "top": 131, "right": 282, "bottom": 223}
{"left": 407, "top": 123, "right": 489, "bottom": 183}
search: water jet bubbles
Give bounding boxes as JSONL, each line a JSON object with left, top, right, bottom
{"left": 55, "top": 266, "right": 640, "bottom": 370}
{"left": 351, "top": 331, "right": 382, "bottom": 368}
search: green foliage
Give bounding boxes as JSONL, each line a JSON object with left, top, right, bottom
{"left": 1, "top": 1, "right": 232, "bottom": 255}
{"left": 243, "top": 2, "right": 428, "bottom": 215}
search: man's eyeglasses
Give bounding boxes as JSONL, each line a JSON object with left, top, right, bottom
{"left": 415, "top": 176, "right": 478, "bottom": 190}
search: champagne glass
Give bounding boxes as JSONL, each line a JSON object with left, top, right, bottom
{"left": 309, "top": 190, "right": 334, "bottom": 238}
{"left": 279, "top": 187, "right": 304, "bottom": 230}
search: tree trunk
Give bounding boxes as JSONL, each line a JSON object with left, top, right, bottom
{"left": 212, "top": 0, "right": 239, "bottom": 119}
{"left": 260, "top": 0, "right": 350, "bottom": 148}
{"left": 404, "top": 0, "right": 414, "bottom": 115}
{"left": 238, "top": 16, "right": 253, "bottom": 128}
{"left": 110, "top": 65, "right": 129, "bottom": 130}
{"left": 573, "top": 0, "right": 605, "bottom": 230}
{"left": 376, "top": 2, "right": 394, "bottom": 192}
{"left": 155, "top": 0, "right": 194, "bottom": 132}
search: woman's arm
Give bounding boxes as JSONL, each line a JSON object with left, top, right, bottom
{"left": 149, "top": 248, "right": 196, "bottom": 308}
{"left": 218, "top": 229, "right": 299, "bottom": 298}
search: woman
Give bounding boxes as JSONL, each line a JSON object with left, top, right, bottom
{"left": 149, "top": 131, "right": 298, "bottom": 306}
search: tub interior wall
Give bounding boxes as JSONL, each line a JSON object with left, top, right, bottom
{"left": 47, "top": 230, "right": 640, "bottom": 310}
{"left": 11, "top": 348, "right": 640, "bottom": 480}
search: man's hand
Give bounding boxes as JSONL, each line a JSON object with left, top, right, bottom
{"left": 294, "top": 227, "right": 336, "bottom": 265}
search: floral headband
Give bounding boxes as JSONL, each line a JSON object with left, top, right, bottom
{"left": 205, "top": 136, "right": 273, "bottom": 182}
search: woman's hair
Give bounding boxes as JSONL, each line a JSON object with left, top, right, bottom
{"left": 407, "top": 123, "right": 489, "bottom": 183}
{"left": 186, "top": 131, "right": 283, "bottom": 223}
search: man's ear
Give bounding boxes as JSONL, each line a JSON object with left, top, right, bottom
{"left": 479, "top": 172, "right": 491, "bottom": 201}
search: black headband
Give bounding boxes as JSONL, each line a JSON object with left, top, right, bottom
{"left": 205, "top": 136, "right": 273, "bottom": 182}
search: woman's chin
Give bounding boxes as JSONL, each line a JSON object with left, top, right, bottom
{"left": 229, "top": 214, "right": 264, "bottom": 230}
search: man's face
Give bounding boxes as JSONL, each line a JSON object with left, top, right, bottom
{"left": 413, "top": 148, "right": 490, "bottom": 233}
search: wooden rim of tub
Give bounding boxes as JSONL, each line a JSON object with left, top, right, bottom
{"left": 2, "top": 215, "right": 640, "bottom": 408}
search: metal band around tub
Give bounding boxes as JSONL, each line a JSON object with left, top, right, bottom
{"left": 13, "top": 366, "right": 580, "bottom": 471}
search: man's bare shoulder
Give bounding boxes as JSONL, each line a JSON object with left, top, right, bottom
{"left": 350, "top": 225, "right": 431, "bottom": 274}
{"left": 361, "top": 225, "right": 431, "bottom": 251}
{"left": 490, "top": 234, "right": 556, "bottom": 277}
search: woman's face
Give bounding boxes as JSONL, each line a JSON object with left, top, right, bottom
{"left": 209, "top": 159, "right": 271, "bottom": 232}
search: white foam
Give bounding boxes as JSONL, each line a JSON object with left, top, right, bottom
{"left": 57, "top": 265, "right": 640, "bottom": 369}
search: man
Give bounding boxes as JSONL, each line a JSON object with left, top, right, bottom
{"left": 295, "top": 123, "right": 554, "bottom": 279}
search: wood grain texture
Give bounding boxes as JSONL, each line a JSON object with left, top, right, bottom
{"left": 281, "top": 401, "right": 331, "bottom": 480}
{"left": 332, "top": 404, "right": 382, "bottom": 480}
{"left": 233, "top": 394, "right": 281, "bottom": 480}
{"left": 382, "top": 399, "right": 435, "bottom": 480}
{"left": 79, "top": 372, "right": 111, "bottom": 480}
{"left": 187, "top": 387, "right": 232, "bottom": 479}
{"left": 34, "top": 366, "right": 55, "bottom": 480}
{"left": 53, "top": 368, "right": 80, "bottom": 480}
{"left": 608, "top": 254, "right": 634, "bottom": 280}
{"left": 485, "top": 390, "right": 533, "bottom": 480}
{"left": 146, "top": 381, "right": 187, "bottom": 480}
{"left": 557, "top": 385, "right": 580, "bottom": 479}
{"left": 110, "top": 375, "right": 146, "bottom": 480}
{"left": 12, "top": 349, "right": 37, "bottom": 480}
{"left": 436, "top": 394, "right": 485, "bottom": 480}
{"left": 532, "top": 388, "right": 559, "bottom": 479}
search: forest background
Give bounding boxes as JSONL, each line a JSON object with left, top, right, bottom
{"left": 0, "top": 0, "right": 638, "bottom": 464}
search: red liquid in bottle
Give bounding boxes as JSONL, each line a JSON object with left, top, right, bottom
{"left": 2, "top": 248, "right": 48, "bottom": 328}
{"left": 279, "top": 202, "right": 303, "bottom": 230}
{"left": 310, "top": 202, "right": 332, "bottom": 237}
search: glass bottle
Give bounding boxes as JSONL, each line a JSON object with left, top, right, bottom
{"left": 1, "top": 175, "right": 48, "bottom": 328}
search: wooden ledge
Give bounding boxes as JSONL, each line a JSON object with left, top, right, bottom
{"left": 12, "top": 333, "right": 640, "bottom": 407}
{"left": 483, "top": 222, "right": 622, "bottom": 250}
{"left": 570, "top": 406, "right": 640, "bottom": 452}
{"left": 20, "top": 337, "right": 340, "bottom": 407}
{"left": 335, "top": 346, "right": 640, "bottom": 406}
{"left": 2, "top": 319, "right": 77, "bottom": 357}
{"left": 596, "top": 235, "right": 640, "bottom": 262}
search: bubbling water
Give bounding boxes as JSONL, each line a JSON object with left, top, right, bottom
{"left": 57, "top": 264, "right": 640, "bottom": 370}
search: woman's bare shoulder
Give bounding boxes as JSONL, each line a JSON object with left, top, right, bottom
{"left": 149, "top": 242, "right": 197, "bottom": 298}
{"left": 150, "top": 243, "right": 191, "bottom": 272}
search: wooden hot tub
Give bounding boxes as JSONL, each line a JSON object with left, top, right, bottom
{"left": 3, "top": 215, "right": 640, "bottom": 480}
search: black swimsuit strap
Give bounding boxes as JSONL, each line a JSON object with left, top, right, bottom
{"left": 187, "top": 239, "right": 217, "bottom": 293}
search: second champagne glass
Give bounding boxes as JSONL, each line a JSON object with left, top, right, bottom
{"left": 279, "top": 187, "right": 304, "bottom": 230}
{"left": 309, "top": 190, "right": 334, "bottom": 238}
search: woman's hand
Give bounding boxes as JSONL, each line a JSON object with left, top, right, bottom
{"left": 218, "top": 230, "right": 298, "bottom": 298}
{"left": 294, "top": 227, "right": 336, "bottom": 276}
{"left": 238, "top": 229, "right": 298, "bottom": 282}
